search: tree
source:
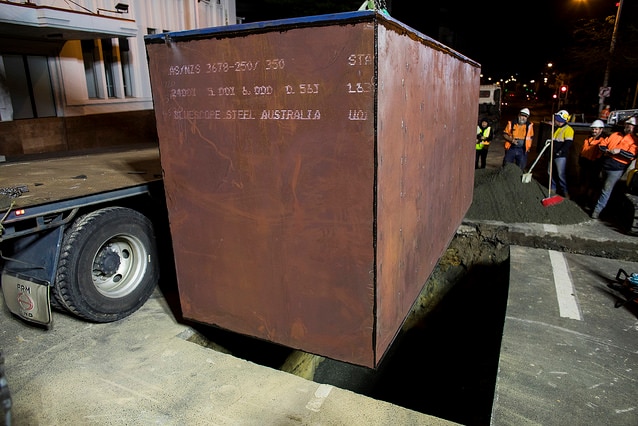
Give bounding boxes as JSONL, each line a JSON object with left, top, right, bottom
{"left": 565, "top": 11, "right": 638, "bottom": 110}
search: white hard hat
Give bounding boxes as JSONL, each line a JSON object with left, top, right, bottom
{"left": 555, "top": 110, "right": 570, "bottom": 122}
{"left": 519, "top": 108, "right": 530, "bottom": 116}
{"left": 590, "top": 120, "right": 605, "bottom": 128}
{"left": 626, "top": 116, "right": 637, "bottom": 126}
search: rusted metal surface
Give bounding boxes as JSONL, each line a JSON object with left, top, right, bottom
{"left": 146, "top": 11, "right": 479, "bottom": 368}
{"left": 374, "top": 23, "right": 478, "bottom": 360}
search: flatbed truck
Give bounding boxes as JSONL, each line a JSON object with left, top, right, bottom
{"left": 2, "top": 10, "right": 478, "bottom": 369}
{"left": 0, "top": 145, "right": 164, "bottom": 326}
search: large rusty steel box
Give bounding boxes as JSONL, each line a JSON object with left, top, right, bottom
{"left": 145, "top": 11, "right": 479, "bottom": 368}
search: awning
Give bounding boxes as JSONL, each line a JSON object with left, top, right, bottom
{"left": 0, "top": 1, "right": 137, "bottom": 55}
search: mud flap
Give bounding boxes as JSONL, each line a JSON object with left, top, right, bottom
{"left": 2, "top": 272, "right": 52, "bottom": 326}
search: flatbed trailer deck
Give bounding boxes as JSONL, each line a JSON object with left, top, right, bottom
{"left": 0, "top": 145, "right": 162, "bottom": 213}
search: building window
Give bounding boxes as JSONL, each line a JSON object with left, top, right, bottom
{"left": 119, "top": 38, "right": 132, "bottom": 97}
{"left": 101, "top": 38, "right": 116, "bottom": 98}
{"left": 81, "top": 39, "right": 101, "bottom": 99}
{"left": 81, "top": 38, "right": 133, "bottom": 100}
{"left": 2, "top": 55, "right": 56, "bottom": 119}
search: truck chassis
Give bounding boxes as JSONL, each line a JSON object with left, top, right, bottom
{"left": 0, "top": 146, "right": 164, "bottom": 326}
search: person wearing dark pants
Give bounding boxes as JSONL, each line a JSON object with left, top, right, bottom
{"left": 577, "top": 120, "right": 606, "bottom": 209}
{"left": 502, "top": 108, "right": 533, "bottom": 170}
{"left": 549, "top": 110, "right": 574, "bottom": 198}
{"left": 591, "top": 117, "right": 638, "bottom": 219}
{"left": 476, "top": 118, "right": 492, "bottom": 169}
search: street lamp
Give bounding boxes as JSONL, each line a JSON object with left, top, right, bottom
{"left": 97, "top": 2, "right": 129, "bottom": 15}
{"left": 599, "top": 0, "right": 624, "bottom": 113}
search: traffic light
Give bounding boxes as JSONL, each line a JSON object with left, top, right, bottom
{"left": 559, "top": 85, "right": 568, "bottom": 99}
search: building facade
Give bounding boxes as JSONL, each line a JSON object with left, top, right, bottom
{"left": 0, "top": 0, "right": 236, "bottom": 156}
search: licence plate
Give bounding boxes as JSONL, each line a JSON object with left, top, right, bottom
{"left": 2, "top": 272, "right": 52, "bottom": 326}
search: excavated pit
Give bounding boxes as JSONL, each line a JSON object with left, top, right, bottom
{"left": 175, "top": 163, "right": 634, "bottom": 426}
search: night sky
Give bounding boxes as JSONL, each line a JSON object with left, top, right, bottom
{"left": 235, "top": 0, "right": 622, "bottom": 81}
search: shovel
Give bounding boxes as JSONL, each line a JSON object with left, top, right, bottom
{"left": 521, "top": 139, "right": 551, "bottom": 183}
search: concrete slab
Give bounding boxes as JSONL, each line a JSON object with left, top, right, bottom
{"left": 492, "top": 245, "right": 638, "bottom": 425}
{"left": 0, "top": 288, "right": 457, "bottom": 425}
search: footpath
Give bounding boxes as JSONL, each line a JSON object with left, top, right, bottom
{"left": 477, "top": 130, "right": 638, "bottom": 425}
{"left": 492, "top": 246, "right": 638, "bottom": 425}
{"left": 0, "top": 288, "right": 456, "bottom": 425}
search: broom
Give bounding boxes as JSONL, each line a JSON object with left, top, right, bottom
{"left": 542, "top": 113, "right": 563, "bottom": 207}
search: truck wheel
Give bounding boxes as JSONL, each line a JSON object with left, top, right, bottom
{"left": 49, "top": 291, "right": 68, "bottom": 313}
{"left": 54, "top": 207, "right": 159, "bottom": 322}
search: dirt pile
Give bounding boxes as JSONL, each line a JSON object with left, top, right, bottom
{"left": 465, "top": 163, "right": 591, "bottom": 225}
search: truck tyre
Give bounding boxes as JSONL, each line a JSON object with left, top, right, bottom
{"left": 49, "top": 290, "right": 68, "bottom": 313}
{"left": 54, "top": 207, "right": 159, "bottom": 322}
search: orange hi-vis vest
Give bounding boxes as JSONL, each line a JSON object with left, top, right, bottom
{"left": 599, "top": 131, "right": 638, "bottom": 166}
{"left": 504, "top": 121, "right": 534, "bottom": 152}
{"left": 580, "top": 136, "right": 604, "bottom": 161}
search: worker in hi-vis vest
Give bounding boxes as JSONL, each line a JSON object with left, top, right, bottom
{"left": 476, "top": 118, "right": 493, "bottom": 169}
{"left": 502, "top": 108, "right": 534, "bottom": 170}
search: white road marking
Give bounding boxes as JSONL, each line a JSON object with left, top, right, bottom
{"left": 549, "top": 250, "right": 582, "bottom": 320}
{"left": 305, "top": 384, "right": 333, "bottom": 412}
